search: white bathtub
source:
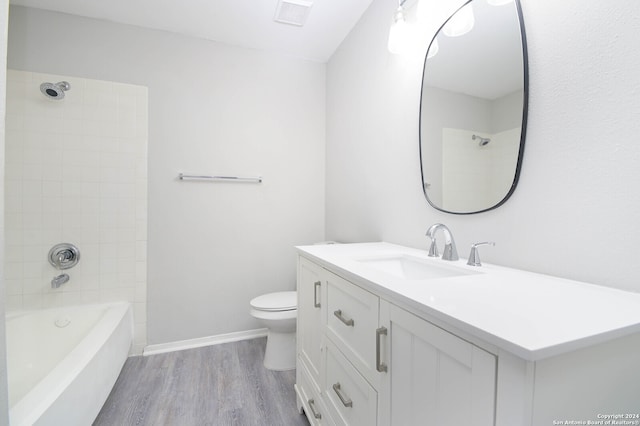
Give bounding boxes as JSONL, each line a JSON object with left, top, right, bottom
{"left": 6, "top": 302, "right": 133, "bottom": 426}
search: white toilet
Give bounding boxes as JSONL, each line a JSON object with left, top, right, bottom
{"left": 249, "top": 291, "right": 297, "bottom": 371}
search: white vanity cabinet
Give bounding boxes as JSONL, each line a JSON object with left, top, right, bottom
{"left": 296, "top": 243, "right": 640, "bottom": 426}
{"left": 296, "top": 254, "right": 496, "bottom": 426}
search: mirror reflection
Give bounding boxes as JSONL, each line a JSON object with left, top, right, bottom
{"left": 420, "top": 0, "right": 527, "bottom": 214}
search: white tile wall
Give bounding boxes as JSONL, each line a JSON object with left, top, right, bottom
{"left": 4, "top": 70, "right": 148, "bottom": 355}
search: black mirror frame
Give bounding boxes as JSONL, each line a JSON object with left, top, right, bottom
{"left": 418, "top": 0, "right": 529, "bottom": 215}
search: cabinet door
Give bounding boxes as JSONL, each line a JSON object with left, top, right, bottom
{"left": 298, "top": 257, "right": 325, "bottom": 381}
{"left": 379, "top": 302, "right": 496, "bottom": 426}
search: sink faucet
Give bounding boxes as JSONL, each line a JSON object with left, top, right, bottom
{"left": 426, "top": 223, "right": 459, "bottom": 261}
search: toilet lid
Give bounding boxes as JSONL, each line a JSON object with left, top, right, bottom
{"left": 250, "top": 291, "right": 297, "bottom": 311}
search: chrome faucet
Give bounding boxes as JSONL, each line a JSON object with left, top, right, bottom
{"left": 426, "top": 223, "right": 459, "bottom": 261}
{"left": 51, "top": 273, "right": 70, "bottom": 289}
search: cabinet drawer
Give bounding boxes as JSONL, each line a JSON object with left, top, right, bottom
{"left": 297, "top": 360, "right": 333, "bottom": 426}
{"left": 326, "top": 272, "right": 379, "bottom": 375}
{"left": 324, "top": 341, "right": 377, "bottom": 426}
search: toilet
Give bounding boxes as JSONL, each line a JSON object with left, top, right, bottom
{"left": 249, "top": 291, "right": 297, "bottom": 371}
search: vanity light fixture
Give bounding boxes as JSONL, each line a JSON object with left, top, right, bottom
{"left": 442, "top": 3, "right": 475, "bottom": 37}
{"left": 388, "top": 0, "right": 411, "bottom": 54}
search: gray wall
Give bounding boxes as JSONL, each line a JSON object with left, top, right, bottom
{"left": 326, "top": 0, "right": 640, "bottom": 293}
{"left": 7, "top": 5, "right": 326, "bottom": 344}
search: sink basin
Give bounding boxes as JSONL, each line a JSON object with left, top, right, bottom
{"left": 357, "top": 255, "right": 480, "bottom": 280}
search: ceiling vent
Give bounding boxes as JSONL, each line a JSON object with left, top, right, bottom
{"left": 274, "top": 0, "right": 313, "bottom": 27}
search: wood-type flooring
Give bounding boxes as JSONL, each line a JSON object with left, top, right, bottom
{"left": 94, "top": 337, "right": 310, "bottom": 426}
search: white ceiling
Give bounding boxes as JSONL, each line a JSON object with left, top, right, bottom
{"left": 10, "top": 0, "right": 375, "bottom": 62}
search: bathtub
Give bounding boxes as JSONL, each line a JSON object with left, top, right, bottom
{"left": 6, "top": 302, "right": 133, "bottom": 426}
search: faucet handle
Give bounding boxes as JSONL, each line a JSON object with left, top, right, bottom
{"left": 467, "top": 242, "right": 495, "bottom": 267}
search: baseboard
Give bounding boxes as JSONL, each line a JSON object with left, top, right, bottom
{"left": 142, "top": 328, "right": 268, "bottom": 356}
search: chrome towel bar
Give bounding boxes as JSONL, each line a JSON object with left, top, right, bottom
{"left": 178, "top": 173, "right": 262, "bottom": 183}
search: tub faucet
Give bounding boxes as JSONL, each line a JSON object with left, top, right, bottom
{"left": 426, "top": 223, "right": 459, "bottom": 261}
{"left": 51, "top": 273, "right": 70, "bottom": 289}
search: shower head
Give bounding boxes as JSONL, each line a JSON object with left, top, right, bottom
{"left": 472, "top": 134, "right": 491, "bottom": 147}
{"left": 40, "top": 81, "right": 71, "bottom": 100}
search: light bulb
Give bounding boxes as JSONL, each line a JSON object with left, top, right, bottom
{"left": 442, "top": 4, "right": 475, "bottom": 37}
{"left": 388, "top": 6, "right": 411, "bottom": 54}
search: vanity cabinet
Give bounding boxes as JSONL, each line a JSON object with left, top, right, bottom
{"left": 296, "top": 255, "right": 496, "bottom": 426}
{"left": 296, "top": 242, "right": 640, "bottom": 426}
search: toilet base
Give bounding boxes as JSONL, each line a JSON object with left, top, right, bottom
{"left": 263, "top": 330, "right": 296, "bottom": 371}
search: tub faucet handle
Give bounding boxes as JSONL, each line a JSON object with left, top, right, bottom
{"left": 57, "top": 251, "right": 69, "bottom": 265}
{"left": 48, "top": 243, "right": 80, "bottom": 270}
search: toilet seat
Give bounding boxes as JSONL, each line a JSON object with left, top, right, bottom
{"left": 249, "top": 290, "right": 297, "bottom": 371}
{"left": 250, "top": 291, "right": 297, "bottom": 312}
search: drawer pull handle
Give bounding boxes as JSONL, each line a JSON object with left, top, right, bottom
{"left": 313, "top": 281, "right": 321, "bottom": 308}
{"left": 332, "top": 382, "right": 353, "bottom": 408}
{"left": 334, "top": 309, "right": 355, "bottom": 327}
{"left": 308, "top": 398, "right": 322, "bottom": 419}
{"left": 376, "top": 327, "right": 388, "bottom": 373}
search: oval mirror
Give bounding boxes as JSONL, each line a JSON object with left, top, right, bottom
{"left": 419, "top": 0, "right": 528, "bottom": 214}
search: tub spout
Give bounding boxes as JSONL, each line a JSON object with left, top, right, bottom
{"left": 51, "top": 273, "right": 70, "bottom": 289}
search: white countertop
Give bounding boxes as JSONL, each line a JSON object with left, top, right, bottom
{"left": 297, "top": 242, "right": 640, "bottom": 361}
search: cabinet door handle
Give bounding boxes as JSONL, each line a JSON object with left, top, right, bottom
{"left": 376, "top": 326, "right": 388, "bottom": 373}
{"left": 332, "top": 382, "right": 353, "bottom": 408}
{"left": 308, "top": 398, "right": 322, "bottom": 419}
{"left": 313, "top": 281, "right": 321, "bottom": 308}
{"left": 333, "top": 309, "right": 355, "bottom": 327}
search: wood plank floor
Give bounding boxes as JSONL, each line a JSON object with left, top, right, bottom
{"left": 94, "top": 337, "right": 310, "bottom": 426}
